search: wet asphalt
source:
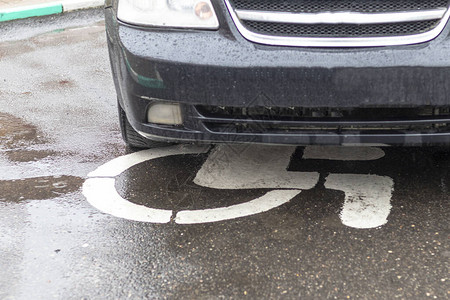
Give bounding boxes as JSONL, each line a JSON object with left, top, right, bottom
{"left": 0, "top": 9, "right": 449, "bottom": 300}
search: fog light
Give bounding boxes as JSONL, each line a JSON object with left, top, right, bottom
{"left": 147, "top": 103, "right": 183, "bottom": 125}
{"left": 195, "top": 2, "right": 214, "bottom": 20}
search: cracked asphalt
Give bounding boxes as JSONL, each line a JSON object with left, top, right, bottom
{"left": 0, "top": 8, "right": 448, "bottom": 300}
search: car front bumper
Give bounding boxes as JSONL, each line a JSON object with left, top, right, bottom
{"left": 105, "top": 3, "right": 450, "bottom": 146}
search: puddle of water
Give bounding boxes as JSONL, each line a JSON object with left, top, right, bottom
{"left": 0, "top": 112, "right": 44, "bottom": 147}
{"left": 0, "top": 176, "right": 84, "bottom": 202}
{"left": 3, "top": 149, "right": 57, "bottom": 162}
{"left": 0, "top": 112, "right": 56, "bottom": 162}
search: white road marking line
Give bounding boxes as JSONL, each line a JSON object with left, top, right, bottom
{"left": 303, "top": 146, "right": 385, "bottom": 161}
{"left": 194, "top": 145, "right": 319, "bottom": 189}
{"left": 175, "top": 190, "right": 302, "bottom": 224}
{"left": 82, "top": 178, "right": 172, "bottom": 223}
{"left": 325, "top": 174, "right": 394, "bottom": 229}
{"left": 87, "top": 145, "right": 210, "bottom": 178}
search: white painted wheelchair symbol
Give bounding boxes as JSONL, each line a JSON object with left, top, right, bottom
{"left": 82, "top": 144, "right": 393, "bottom": 229}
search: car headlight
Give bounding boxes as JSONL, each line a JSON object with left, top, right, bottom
{"left": 117, "top": 0, "right": 219, "bottom": 29}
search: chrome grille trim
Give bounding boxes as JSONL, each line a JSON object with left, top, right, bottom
{"left": 230, "top": 0, "right": 449, "bottom": 13}
{"left": 224, "top": 0, "right": 450, "bottom": 47}
{"left": 235, "top": 9, "right": 447, "bottom": 25}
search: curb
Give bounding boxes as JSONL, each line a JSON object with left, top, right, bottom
{"left": 0, "top": 0, "right": 104, "bottom": 22}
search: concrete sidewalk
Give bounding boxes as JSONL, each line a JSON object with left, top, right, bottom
{"left": 0, "top": 0, "right": 103, "bottom": 22}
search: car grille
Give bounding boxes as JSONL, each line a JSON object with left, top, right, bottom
{"left": 195, "top": 105, "right": 450, "bottom": 134}
{"left": 231, "top": 0, "right": 449, "bottom": 13}
{"left": 242, "top": 20, "right": 440, "bottom": 38}
{"left": 224, "top": 0, "right": 450, "bottom": 47}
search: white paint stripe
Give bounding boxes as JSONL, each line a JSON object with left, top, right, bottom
{"left": 325, "top": 174, "right": 394, "bottom": 229}
{"left": 61, "top": 0, "right": 104, "bottom": 12}
{"left": 194, "top": 145, "right": 319, "bottom": 189}
{"left": 175, "top": 189, "right": 301, "bottom": 224}
{"left": 303, "top": 146, "right": 385, "bottom": 161}
{"left": 82, "top": 178, "right": 172, "bottom": 223}
{"left": 88, "top": 145, "right": 210, "bottom": 178}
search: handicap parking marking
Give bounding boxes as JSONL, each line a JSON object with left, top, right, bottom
{"left": 83, "top": 145, "right": 210, "bottom": 223}
{"left": 83, "top": 144, "right": 395, "bottom": 228}
{"left": 303, "top": 145, "right": 386, "bottom": 161}
{"left": 175, "top": 190, "right": 302, "bottom": 224}
{"left": 194, "top": 145, "right": 319, "bottom": 190}
{"left": 83, "top": 177, "right": 173, "bottom": 223}
{"left": 177, "top": 145, "right": 319, "bottom": 224}
{"left": 325, "top": 174, "right": 394, "bottom": 229}
{"left": 86, "top": 145, "right": 210, "bottom": 178}
{"left": 302, "top": 145, "right": 394, "bottom": 229}
{"left": 83, "top": 144, "right": 316, "bottom": 224}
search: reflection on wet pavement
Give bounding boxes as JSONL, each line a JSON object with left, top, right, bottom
{"left": 0, "top": 112, "right": 45, "bottom": 147}
{"left": 0, "top": 176, "right": 84, "bottom": 202}
{"left": 0, "top": 112, "right": 57, "bottom": 162}
{"left": 3, "top": 149, "right": 57, "bottom": 162}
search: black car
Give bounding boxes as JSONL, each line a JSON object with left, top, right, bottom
{"left": 105, "top": 0, "right": 450, "bottom": 148}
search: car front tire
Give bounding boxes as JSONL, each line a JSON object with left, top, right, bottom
{"left": 118, "top": 101, "right": 173, "bottom": 150}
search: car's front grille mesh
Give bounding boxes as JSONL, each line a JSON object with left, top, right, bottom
{"left": 225, "top": 0, "right": 450, "bottom": 46}
{"left": 242, "top": 20, "right": 440, "bottom": 38}
{"left": 231, "top": 0, "right": 449, "bottom": 13}
{"left": 196, "top": 106, "right": 450, "bottom": 121}
{"left": 196, "top": 105, "right": 450, "bottom": 134}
